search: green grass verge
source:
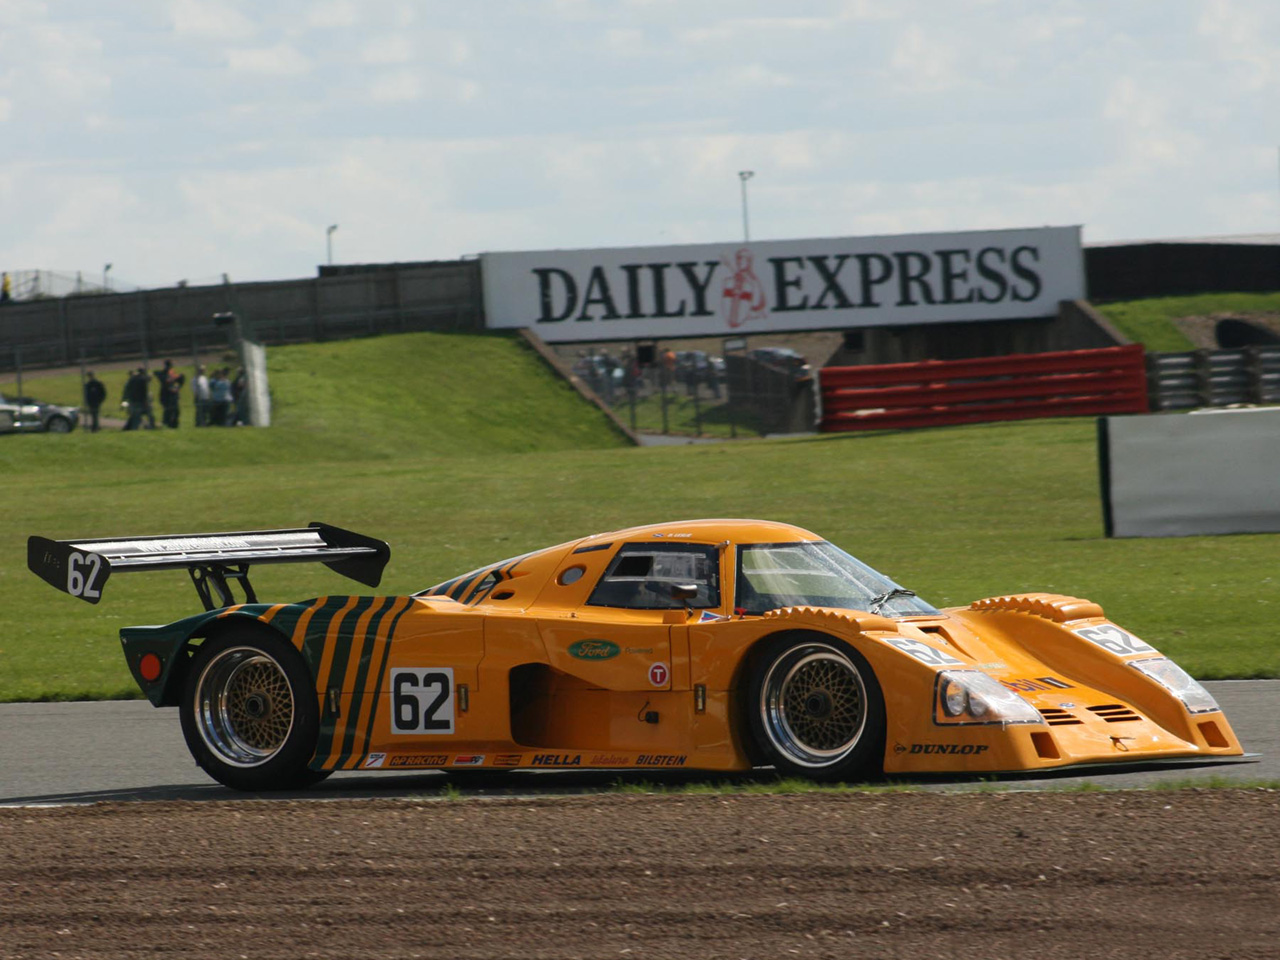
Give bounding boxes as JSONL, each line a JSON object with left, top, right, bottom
{"left": 1095, "top": 291, "right": 1280, "bottom": 351}
{"left": 0, "top": 331, "right": 631, "bottom": 457}
{"left": 2, "top": 391, "right": 1280, "bottom": 701}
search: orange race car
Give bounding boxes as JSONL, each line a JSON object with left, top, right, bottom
{"left": 29, "top": 519, "right": 1245, "bottom": 791}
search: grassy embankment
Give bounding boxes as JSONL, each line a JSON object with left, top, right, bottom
{"left": 0, "top": 328, "right": 1276, "bottom": 701}
{"left": 1095, "top": 291, "right": 1280, "bottom": 351}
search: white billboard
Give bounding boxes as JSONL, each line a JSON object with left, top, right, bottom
{"left": 480, "top": 226, "right": 1085, "bottom": 342}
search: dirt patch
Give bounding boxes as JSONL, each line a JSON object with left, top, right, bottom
{"left": 2, "top": 789, "right": 1276, "bottom": 959}
{"left": 1173, "top": 312, "right": 1280, "bottom": 349}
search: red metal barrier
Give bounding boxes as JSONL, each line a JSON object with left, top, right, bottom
{"left": 819, "top": 344, "right": 1149, "bottom": 432}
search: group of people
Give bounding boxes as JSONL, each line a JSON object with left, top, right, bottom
{"left": 80, "top": 361, "right": 249, "bottom": 432}
{"left": 571, "top": 346, "right": 725, "bottom": 404}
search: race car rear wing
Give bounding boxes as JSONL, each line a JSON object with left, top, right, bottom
{"left": 28, "top": 523, "right": 390, "bottom": 610}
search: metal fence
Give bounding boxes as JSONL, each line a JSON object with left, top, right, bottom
{"left": 1, "top": 268, "right": 144, "bottom": 301}
{"left": 567, "top": 350, "right": 816, "bottom": 438}
{"left": 0, "top": 261, "right": 484, "bottom": 374}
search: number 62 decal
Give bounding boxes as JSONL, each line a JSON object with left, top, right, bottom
{"left": 390, "top": 668, "right": 455, "bottom": 734}
{"left": 1073, "top": 625, "right": 1156, "bottom": 657}
{"left": 66, "top": 550, "right": 105, "bottom": 601}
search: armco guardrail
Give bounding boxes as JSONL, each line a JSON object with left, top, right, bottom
{"left": 819, "top": 344, "right": 1149, "bottom": 432}
{"left": 1147, "top": 346, "right": 1280, "bottom": 411}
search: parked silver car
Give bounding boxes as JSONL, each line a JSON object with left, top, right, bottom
{"left": 0, "top": 393, "right": 80, "bottom": 433}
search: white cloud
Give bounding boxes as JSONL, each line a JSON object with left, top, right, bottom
{"left": 11, "top": 21, "right": 109, "bottom": 103}
{"left": 729, "top": 63, "right": 796, "bottom": 90}
{"left": 368, "top": 68, "right": 424, "bottom": 103}
{"left": 360, "top": 35, "right": 415, "bottom": 66}
{"left": 888, "top": 24, "right": 961, "bottom": 95}
{"left": 1197, "top": 0, "right": 1278, "bottom": 91}
{"left": 226, "top": 43, "right": 311, "bottom": 77}
{"left": 3, "top": 0, "right": 1279, "bottom": 285}
{"left": 604, "top": 28, "right": 645, "bottom": 51}
{"left": 167, "top": 0, "right": 257, "bottom": 41}
{"left": 835, "top": 0, "right": 899, "bottom": 21}
{"left": 305, "top": 0, "right": 361, "bottom": 30}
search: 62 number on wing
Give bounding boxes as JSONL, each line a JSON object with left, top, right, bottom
{"left": 391, "top": 668, "right": 455, "bottom": 734}
{"left": 66, "top": 550, "right": 103, "bottom": 600}
{"left": 1074, "top": 625, "right": 1155, "bottom": 657}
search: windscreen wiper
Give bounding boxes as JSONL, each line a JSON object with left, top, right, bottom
{"left": 869, "top": 587, "right": 916, "bottom": 614}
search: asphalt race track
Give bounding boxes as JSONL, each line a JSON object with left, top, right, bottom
{"left": 1, "top": 681, "right": 1274, "bottom": 805}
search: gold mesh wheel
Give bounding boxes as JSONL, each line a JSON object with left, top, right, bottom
{"left": 759, "top": 642, "right": 869, "bottom": 768}
{"left": 194, "top": 646, "right": 297, "bottom": 767}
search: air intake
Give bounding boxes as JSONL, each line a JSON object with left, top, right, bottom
{"left": 1089, "top": 704, "right": 1142, "bottom": 723}
{"left": 1037, "top": 707, "right": 1082, "bottom": 726}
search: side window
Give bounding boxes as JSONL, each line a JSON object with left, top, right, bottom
{"left": 587, "top": 544, "right": 720, "bottom": 610}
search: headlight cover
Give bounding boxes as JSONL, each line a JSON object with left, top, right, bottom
{"left": 934, "top": 671, "right": 1042, "bottom": 725}
{"left": 1129, "top": 657, "right": 1221, "bottom": 714}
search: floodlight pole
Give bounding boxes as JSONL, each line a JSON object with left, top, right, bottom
{"left": 738, "top": 171, "right": 754, "bottom": 242}
{"left": 326, "top": 224, "right": 338, "bottom": 266}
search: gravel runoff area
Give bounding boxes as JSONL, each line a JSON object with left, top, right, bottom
{"left": 1, "top": 789, "right": 1277, "bottom": 959}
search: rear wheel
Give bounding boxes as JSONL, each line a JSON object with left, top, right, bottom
{"left": 180, "top": 632, "right": 329, "bottom": 791}
{"left": 747, "top": 633, "right": 885, "bottom": 781}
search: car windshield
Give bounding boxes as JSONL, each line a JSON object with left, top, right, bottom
{"left": 736, "top": 541, "right": 940, "bottom": 617}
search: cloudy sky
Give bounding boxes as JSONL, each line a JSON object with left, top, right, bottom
{"left": 2, "top": 0, "right": 1278, "bottom": 290}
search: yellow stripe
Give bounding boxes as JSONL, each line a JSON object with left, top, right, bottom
{"left": 343, "top": 595, "right": 412, "bottom": 769}
{"left": 215, "top": 604, "right": 244, "bottom": 618}
{"left": 313, "top": 596, "right": 361, "bottom": 697}
{"left": 324, "top": 597, "right": 389, "bottom": 764}
{"left": 288, "top": 597, "right": 329, "bottom": 652}
{"left": 258, "top": 603, "right": 287, "bottom": 624}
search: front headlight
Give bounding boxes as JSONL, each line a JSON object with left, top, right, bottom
{"left": 1129, "top": 658, "right": 1221, "bottom": 714}
{"left": 941, "top": 678, "right": 968, "bottom": 717}
{"left": 934, "top": 671, "right": 1042, "bottom": 725}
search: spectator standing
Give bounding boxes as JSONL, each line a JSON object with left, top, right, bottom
{"left": 624, "top": 350, "right": 642, "bottom": 395}
{"left": 683, "top": 354, "right": 700, "bottom": 396}
{"left": 209, "top": 368, "right": 232, "bottom": 426}
{"left": 0, "top": 272, "right": 11, "bottom": 304}
{"left": 192, "top": 365, "right": 210, "bottom": 427}
{"left": 154, "top": 359, "right": 186, "bottom": 429}
{"left": 122, "top": 368, "right": 155, "bottom": 430}
{"left": 82, "top": 371, "right": 106, "bottom": 432}
{"left": 661, "top": 348, "right": 676, "bottom": 389}
{"left": 230, "top": 368, "right": 249, "bottom": 425}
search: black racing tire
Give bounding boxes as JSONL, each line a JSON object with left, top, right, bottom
{"left": 746, "top": 632, "right": 886, "bottom": 782}
{"left": 180, "top": 631, "right": 330, "bottom": 791}
{"left": 45, "top": 416, "right": 73, "bottom": 434}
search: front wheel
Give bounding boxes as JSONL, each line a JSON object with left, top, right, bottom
{"left": 180, "top": 632, "right": 330, "bottom": 791}
{"left": 45, "top": 416, "right": 72, "bottom": 433}
{"left": 747, "top": 634, "right": 885, "bottom": 782}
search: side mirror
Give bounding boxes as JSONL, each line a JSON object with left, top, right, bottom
{"left": 670, "top": 583, "right": 699, "bottom": 602}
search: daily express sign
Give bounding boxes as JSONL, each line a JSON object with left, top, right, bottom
{"left": 480, "top": 226, "right": 1085, "bottom": 343}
